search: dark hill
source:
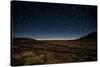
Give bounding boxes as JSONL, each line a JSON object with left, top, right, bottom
{"left": 13, "top": 37, "right": 37, "bottom": 43}
{"left": 77, "top": 32, "right": 97, "bottom": 42}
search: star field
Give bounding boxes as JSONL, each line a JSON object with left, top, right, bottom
{"left": 12, "top": 1, "right": 97, "bottom": 40}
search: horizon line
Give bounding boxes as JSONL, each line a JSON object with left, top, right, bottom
{"left": 13, "top": 37, "right": 77, "bottom": 40}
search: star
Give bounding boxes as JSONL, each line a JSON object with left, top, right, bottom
{"left": 52, "top": 6, "right": 56, "bottom": 9}
{"left": 63, "top": 15, "right": 67, "bottom": 18}
{"left": 71, "top": 6, "right": 76, "bottom": 10}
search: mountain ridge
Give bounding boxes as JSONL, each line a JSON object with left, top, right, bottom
{"left": 76, "top": 32, "right": 97, "bottom": 42}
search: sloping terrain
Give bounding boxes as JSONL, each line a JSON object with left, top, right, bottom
{"left": 11, "top": 32, "right": 97, "bottom": 66}
{"left": 77, "top": 32, "right": 97, "bottom": 42}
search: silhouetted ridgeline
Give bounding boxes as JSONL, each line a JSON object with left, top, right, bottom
{"left": 76, "top": 32, "right": 97, "bottom": 42}
{"left": 13, "top": 37, "right": 37, "bottom": 43}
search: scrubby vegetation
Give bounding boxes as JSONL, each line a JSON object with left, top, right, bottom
{"left": 11, "top": 37, "right": 97, "bottom": 66}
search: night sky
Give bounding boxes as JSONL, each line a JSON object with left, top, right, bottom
{"left": 12, "top": 1, "right": 97, "bottom": 40}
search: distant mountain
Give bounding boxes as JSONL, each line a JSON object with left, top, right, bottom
{"left": 13, "top": 37, "right": 37, "bottom": 43}
{"left": 13, "top": 38, "right": 36, "bottom": 40}
{"left": 77, "top": 32, "right": 97, "bottom": 42}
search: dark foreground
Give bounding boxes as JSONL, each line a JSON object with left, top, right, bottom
{"left": 11, "top": 37, "right": 97, "bottom": 66}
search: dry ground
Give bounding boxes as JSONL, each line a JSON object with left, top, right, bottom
{"left": 11, "top": 39, "right": 97, "bottom": 66}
